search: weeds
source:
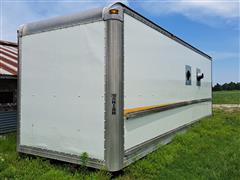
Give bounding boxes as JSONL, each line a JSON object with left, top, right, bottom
{"left": 213, "top": 90, "right": 240, "bottom": 104}
{"left": 0, "top": 110, "right": 239, "bottom": 179}
{"left": 80, "top": 152, "right": 89, "bottom": 166}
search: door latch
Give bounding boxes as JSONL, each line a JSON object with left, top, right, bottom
{"left": 196, "top": 68, "right": 204, "bottom": 86}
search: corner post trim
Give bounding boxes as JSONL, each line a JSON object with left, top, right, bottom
{"left": 104, "top": 19, "right": 124, "bottom": 171}
{"left": 17, "top": 29, "right": 22, "bottom": 152}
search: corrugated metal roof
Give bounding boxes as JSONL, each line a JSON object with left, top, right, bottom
{"left": 0, "top": 40, "right": 18, "bottom": 76}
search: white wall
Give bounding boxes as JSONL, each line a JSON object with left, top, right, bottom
{"left": 124, "top": 14, "right": 212, "bottom": 150}
{"left": 20, "top": 21, "right": 105, "bottom": 160}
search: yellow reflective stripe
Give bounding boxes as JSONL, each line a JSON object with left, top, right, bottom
{"left": 124, "top": 102, "right": 176, "bottom": 116}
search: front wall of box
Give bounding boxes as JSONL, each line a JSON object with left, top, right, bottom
{"left": 124, "top": 14, "right": 212, "bottom": 150}
{"left": 20, "top": 21, "right": 105, "bottom": 160}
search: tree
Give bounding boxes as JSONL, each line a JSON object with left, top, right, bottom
{"left": 212, "top": 82, "right": 240, "bottom": 91}
{"left": 213, "top": 83, "right": 222, "bottom": 91}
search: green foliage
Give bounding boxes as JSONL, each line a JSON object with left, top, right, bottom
{"left": 213, "top": 90, "right": 240, "bottom": 104}
{"left": 0, "top": 134, "right": 110, "bottom": 179}
{"left": 0, "top": 110, "right": 240, "bottom": 179}
{"left": 119, "top": 110, "right": 240, "bottom": 180}
{"left": 80, "top": 152, "right": 89, "bottom": 166}
{"left": 213, "top": 82, "right": 240, "bottom": 91}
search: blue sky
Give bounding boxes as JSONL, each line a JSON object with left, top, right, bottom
{"left": 1, "top": 0, "right": 239, "bottom": 85}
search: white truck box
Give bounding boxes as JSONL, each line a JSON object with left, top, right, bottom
{"left": 18, "top": 2, "right": 212, "bottom": 171}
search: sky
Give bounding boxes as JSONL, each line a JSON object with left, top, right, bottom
{"left": 0, "top": 0, "right": 239, "bottom": 85}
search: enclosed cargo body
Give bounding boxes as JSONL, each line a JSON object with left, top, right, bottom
{"left": 18, "top": 3, "right": 212, "bottom": 171}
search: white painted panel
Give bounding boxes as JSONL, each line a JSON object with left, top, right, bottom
{"left": 20, "top": 21, "right": 105, "bottom": 160}
{"left": 125, "top": 102, "right": 212, "bottom": 149}
{"left": 124, "top": 14, "right": 212, "bottom": 150}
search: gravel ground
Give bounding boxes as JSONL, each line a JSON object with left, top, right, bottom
{"left": 213, "top": 104, "right": 240, "bottom": 112}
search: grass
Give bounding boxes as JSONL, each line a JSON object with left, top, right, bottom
{"left": 0, "top": 110, "right": 240, "bottom": 179}
{"left": 213, "top": 90, "right": 240, "bottom": 104}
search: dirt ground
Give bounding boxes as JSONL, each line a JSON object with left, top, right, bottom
{"left": 213, "top": 104, "right": 240, "bottom": 112}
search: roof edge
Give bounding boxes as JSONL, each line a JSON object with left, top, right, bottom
{"left": 17, "top": 2, "right": 211, "bottom": 60}
{"left": 0, "top": 74, "right": 17, "bottom": 79}
{"left": 18, "top": 7, "right": 104, "bottom": 37}
{"left": 114, "top": 2, "right": 212, "bottom": 60}
{"left": 0, "top": 40, "right": 17, "bottom": 47}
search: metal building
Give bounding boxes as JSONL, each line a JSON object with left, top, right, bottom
{"left": 18, "top": 3, "right": 212, "bottom": 171}
{"left": 0, "top": 40, "right": 18, "bottom": 134}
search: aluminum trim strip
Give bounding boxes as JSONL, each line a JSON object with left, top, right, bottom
{"left": 104, "top": 19, "right": 124, "bottom": 172}
{"left": 19, "top": 7, "right": 104, "bottom": 37}
{"left": 17, "top": 31, "right": 22, "bottom": 152}
{"left": 18, "top": 145, "right": 104, "bottom": 169}
{"left": 125, "top": 98, "right": 212, "bottom": 119}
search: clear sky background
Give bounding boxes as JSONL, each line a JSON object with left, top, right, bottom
{"left": 1, "top": 0, "right": 239, "bottom": 85}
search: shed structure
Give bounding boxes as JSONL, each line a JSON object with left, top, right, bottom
{"left": 18, "top": 3, "right": 212, "bottom": 171}
{"left": 0, "top": 40, "right": 18, "bottom": 134}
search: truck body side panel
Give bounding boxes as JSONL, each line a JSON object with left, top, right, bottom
{"left": 124, "top": 14, "right": 212, "bottom": 150}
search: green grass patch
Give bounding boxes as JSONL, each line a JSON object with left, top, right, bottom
{"left": 213, "top": 90, "right": 240, "bottom": 104}
{"left": 1, "top": 110, "right": 240, "bottom": 179}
